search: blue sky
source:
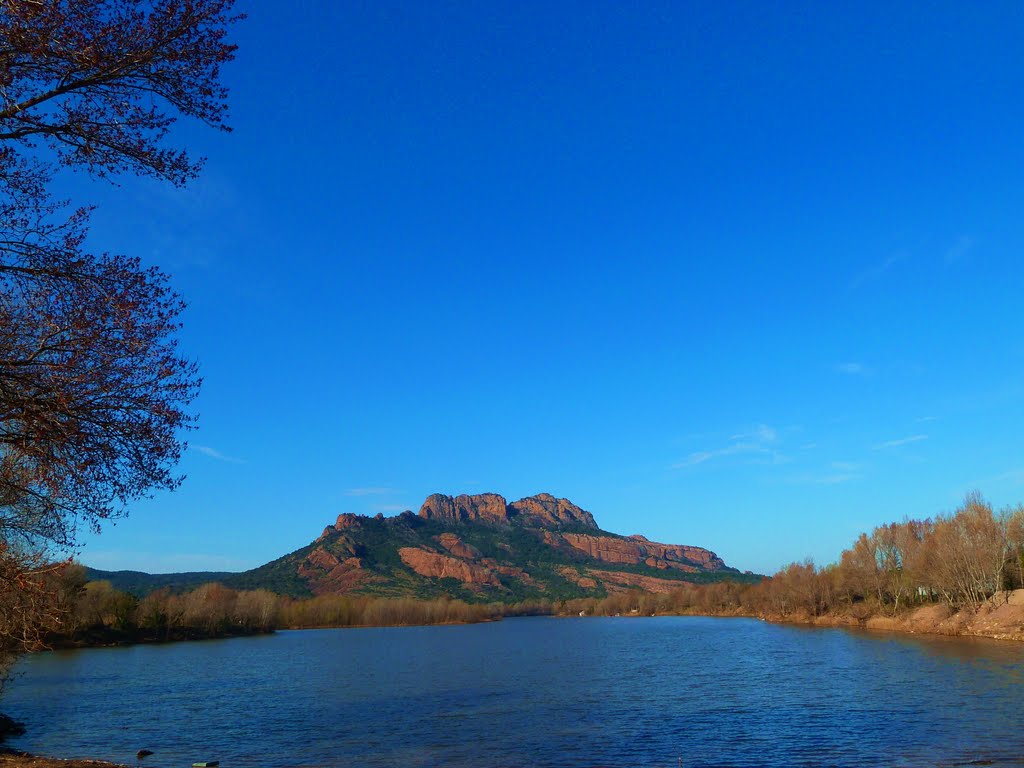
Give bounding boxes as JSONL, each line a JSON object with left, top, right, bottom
{"left": 71, "top": 2, "right": 1024, "bottom": 576}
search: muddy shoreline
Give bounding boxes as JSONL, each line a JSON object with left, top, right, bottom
{"left": 0, "top": 751, "right": 124, "bottom": 768}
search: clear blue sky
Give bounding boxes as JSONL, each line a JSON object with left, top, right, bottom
{"left": 71, "top": 1, "right": 1024, "bottom": 576}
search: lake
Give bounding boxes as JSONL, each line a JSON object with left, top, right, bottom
{"left": 3, "top": 617, "right": 1023, "bottom": 767}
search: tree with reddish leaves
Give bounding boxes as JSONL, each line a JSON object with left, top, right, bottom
{"left": 0, "top": 0, "right": 240, "bottom": 664}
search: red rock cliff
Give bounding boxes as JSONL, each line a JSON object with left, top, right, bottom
{"left": 509, "top": 493, "right": 598, "bottom": 529}
{"left": 398, "top": 547, "right": 501, "bottom": 586}
{"left": 418, "top": 491, "right": 598, "bottom": 529}
{"left": 418, "top": 493, "right": 511, "bottom": 524}
{"left": 560, "top": 532, "right": 728, "bottom": 572}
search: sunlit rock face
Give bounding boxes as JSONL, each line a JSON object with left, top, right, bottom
{"left": 239, "top": 490, "right": 747, "bottom": 600}
{"left": 508, "top": 493, "right": 598, "bottom": 529}
{"left": 417, "top": 491, "right": 599, "bottom": 530}
{"left": 418, "top": 493, "right": 511, "bottom": 524}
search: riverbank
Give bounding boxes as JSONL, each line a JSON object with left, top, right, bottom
{"left": 4, "top": 614, "right": 1020, "bottom": 767}
{"left": 1, "top": 604, "right": 1020, "bottom": 768}
{"left": 776, "top": 589, "right": 1024, "bottom": 642}
{"left": 0, "top": 751, "right": 123, "bottom": 768}
{"left": 658, "top": 588, "right": 1024, "bottom": 642}
{"left": 43, "top": 592, "right": 1024, "bottom": 649}
{"left": 47, "top": 625, "right": 273, "bottom": 649}
{"left": 562, "top": 588, "right": 1024, "bottom": 643}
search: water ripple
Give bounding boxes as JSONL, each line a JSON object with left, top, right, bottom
{"left": 3, "top": 617, "right": 1024, "bottom": 767}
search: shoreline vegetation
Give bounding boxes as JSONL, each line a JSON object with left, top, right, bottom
{"left": 3, "top": 607, "right": 1021, "bottom": 768}
{"left": 4, "top": 491, "right": 1023, "bottom": 767}
{"left": 566, "top": 588, "right": 1024, "bottom": 643}
{"left": 22, "top": 492, "right": 1024, "bottom": 652}
{"left": 43, "top": 586, "right": 1024, "bottom": 647}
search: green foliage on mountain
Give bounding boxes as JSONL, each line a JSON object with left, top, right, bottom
{"left": 87, "top": 493, "right": 761, "bottom": 601}
{"left": 222, "top": 551, "right": 314, "bottom": 597}
{"left": 83, "top": 568, "right": 236, "bottom": 598}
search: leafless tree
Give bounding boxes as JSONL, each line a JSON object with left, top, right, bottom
{"left": 0, "top": 0, "right": 240, "bottom": 671}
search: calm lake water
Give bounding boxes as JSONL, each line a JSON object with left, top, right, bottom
{"left": 3, "top": 617, "right": 1023, "bottom": 767}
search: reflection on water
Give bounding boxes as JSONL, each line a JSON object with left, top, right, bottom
{"left": 3, "top": 617, "right": 1023, "bottom": 768}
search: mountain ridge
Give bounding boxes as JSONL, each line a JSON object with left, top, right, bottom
{"left": 87, "top": 492, "right": 758, "bottom": 599}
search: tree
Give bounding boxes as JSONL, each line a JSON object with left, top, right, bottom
{"left": 0, "top": 0, "right": 239, "bottom": 661}
{"left": 837, "top": 532, "right": 884, "bottom": 605}
{"left": 74, "top": 579, "right": 135, "bottom": 630}
{"left": 875, "top": 519, "right": 930, "bottom": 613}
{"left": 1007, "top": 505, "right": 1024, "bottom": 590}
{"left": 927, "top": 493, "right": 1009, "bottom": 610}
{"left": 0, "top": 545, "right": 65, "bottom": 672}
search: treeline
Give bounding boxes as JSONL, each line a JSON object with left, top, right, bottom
{"left": 57, "top": 577, "right": 281, "bottom": 643}
{"left": 50, "top": 569, "right": 501, "bottom": 645}
{"left": 755, "top": 492, "right": 1024, "bottom": 619}
{"left": 278, "top": 593, "right": 496, "bottom": 627}
{"left": 44, "top": 492, "right": 1024, "bottom": 646}
{"left": 559, "top": 493, "right": 1024, "bottom": 622}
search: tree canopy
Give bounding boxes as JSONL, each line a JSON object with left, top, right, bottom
{"left": 0, "top": 0, "right": 240, "bottom": 653}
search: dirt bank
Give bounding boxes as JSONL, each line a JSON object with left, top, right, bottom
{"left": 775, "top": 589, "right": 1024, "bottom": 642}
{"left": 0, "top": 752, "right": 124, "bottom": 768}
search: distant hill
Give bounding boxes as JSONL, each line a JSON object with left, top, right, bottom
{"left": 83, "top": 568, "right": 236, "bottom": 597}
{"left": 87, "top": 492, "right": 759, "bottom": 600}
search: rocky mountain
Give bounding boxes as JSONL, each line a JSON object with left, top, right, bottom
{"left": 89, "top": 492, "right": 755, "bottom": 600}
{"left": 213, "top": 492, "right": 755, "bottom": 601}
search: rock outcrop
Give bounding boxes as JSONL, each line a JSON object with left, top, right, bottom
{"left": 436, "top": 532, "right": 482, "bottom": 560}
{"left": 418, "top": 491, "right": 598, "bottom": 530}
{"left": 398, "top": 548, "right": 501, "bottom": 586}
{"left": 298, "top": 544, "right": 370, "bottom": 594}
{"left": 418, "top": 493, "right": 511, "bottom": 524}
{"left": 0, "top": 713, "right": 26, "bottom": 740}
{"left": 508, "top": 493, "right": 597, "bottom": 529}
{"left": 628, "top": 534, "right": 728, "bottom": 570}
{"left": 559, "top": 567, "right": 599, "bottom": 589}
{"left": 590, "top": 569, "right": 689, "bottom": 594}
{"left": 334, "top": 513, "right": 362, "bottom": 530}
{"left": 317, "top": 512, "right": 364, "bottom": 542}
{"left": 228, "top": 489, "right": 748, "bottom": 600}
{"left": 559, "top": 533, "right": 727, "bottom": 572}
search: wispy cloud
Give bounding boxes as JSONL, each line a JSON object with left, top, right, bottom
{"left": 851, "top": 253, "right": 905, "bottom": 289}
{"left": 786, "top": 462, "right": 862, "bottom": 485}
{"left": 835, "top": 362, "right": 868, "bottom": 376}
{"left": 945, "top": 235, "right": 973, "bottom": 265}
{"left": 915, "top": 415, "right": 938, "bottom": 423}
{"left": 674, "top": 424, "right": 784, "bottom": 468}
{"left": 192, "top": 445, "right": 245, "bottom": 464}
{"left": 965, "top": 467, "right": 1024, "bottom": 490}
{"left": 993, "top": 469, "right": 1024, "bottom": 484}
{"left": 675, "top": 442, "right": 769, "bottom": 468}
{"left": 873, "top": 434, "right": 928, "bottom": 450}
{"left": 373, "top": 504, "right": 411, "bottom": 513}
{"left": 729, "top": 424, "right": 778, "bottom": 443}
{"left": 345, "top": 486, "right": 399, "bottom": 496}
